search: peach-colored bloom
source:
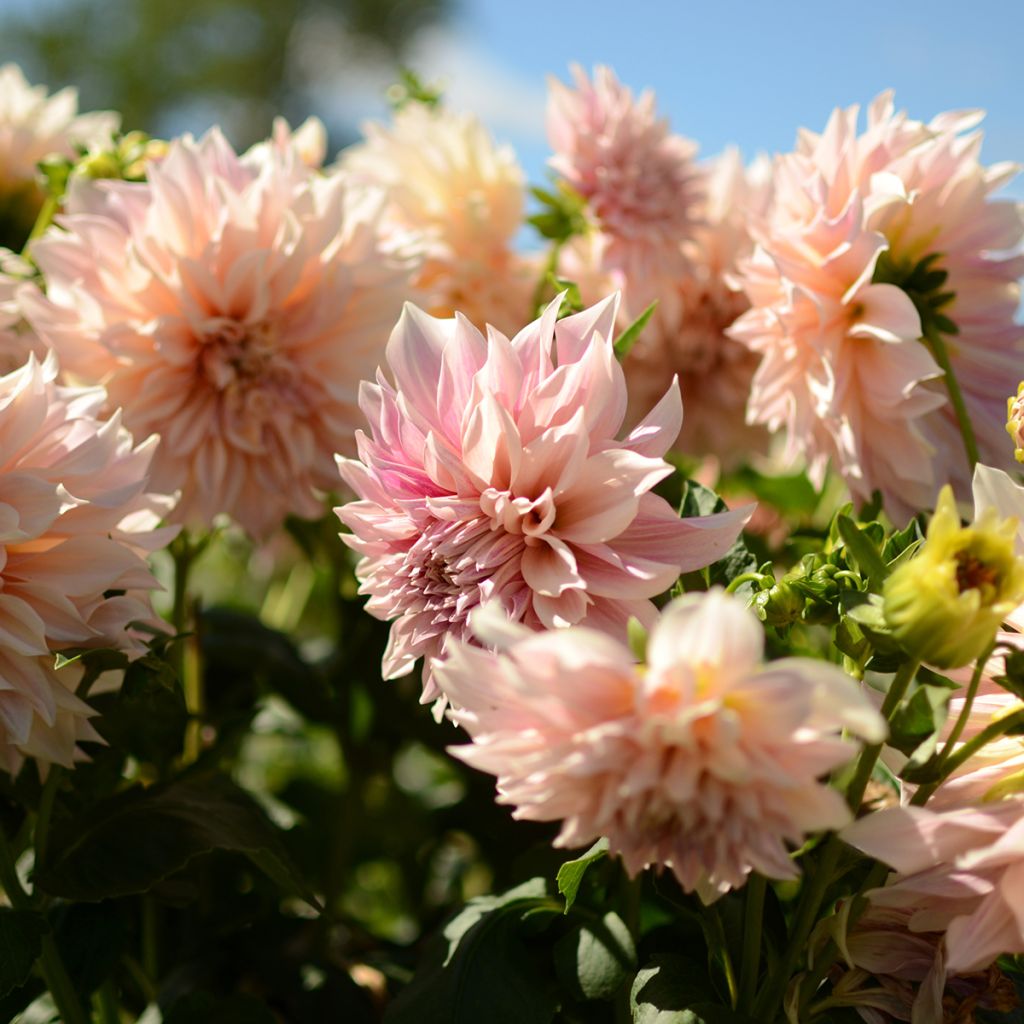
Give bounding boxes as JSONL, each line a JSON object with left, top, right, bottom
{"left": 342, "top": 104, "right": 536, "bottom": 336}
{"left": 0, "top": 64, "right": 117, "bottom": 246}
{"left": 615, "top": 149, "right": 772, "bottom": 464}
{"left": 843, "top": 798, "right": 1024, "bottom": 974}
{"left": 23, "top": 126, "right": 412, "bottom": 537}
{"left": 436, "top": 589, "right": 885, "bottom": 896}
{"left": 335, "top": 295, "right": 752, "bottom": 703}
{"left": 730, "top": 93, "right": 1024, "bottom": 518}
{"left": 0, "top": 250, "right": 44, "bottom": 374}
{"left": 547, "top": 64, "right": 701, "bottom": 278}
{"left": 0, "top": 354, "right": 171, "bottom": 774}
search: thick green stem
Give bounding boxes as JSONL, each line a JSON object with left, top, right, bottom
{"left": 738, "top": 874, "right": 766, "bottom": 1014}
{"left": 34, "top": 766, "right": 62, "bottom": 869}
{"left": 754, "top": 659, "right": 919, "bottom": 1020}
{"left": 22, "top": 194, "right": 59, "bottom": 254}
{"left": 171, "top": 533, "right": 204, "bottom": 764}
{"left": 706, "top": 904, "right": 738, "bottom": 1008}
{"left": 923, "top": 323, "right": 979, "bottom": 473}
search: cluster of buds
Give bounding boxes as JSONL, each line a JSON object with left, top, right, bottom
{"left": 37, "top": 130, "right": 168, "bottom": 198}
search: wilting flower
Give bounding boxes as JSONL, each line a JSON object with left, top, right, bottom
{"left": 547, "top": 64, "right": 702, "bottom": 278}
{"left": 730, "top": 92, "right": 1024, "bottom": 517}
{"left": 436, "top": 589, "right": 885, "bottom": 896}
{"left": 0, "top": 354, "right": 171, "bottom": 774}
{"left": 843, "top": 798, "right": 1024, "bottom": 974}
{"left": 335, "top": 294, "right": 751, "bottom": 702}
{"left": 342, "top": 103, "right": 536, "bottom": 336}
{"left": 0, "top": 63, "right": 118, "bottom": 247}
{"left": 615, "top": 149, "right": 772, "bottom": 464}
{"left": 1007, "top": 384, "right": 1024, "bottom": 464}
{"left": 24, "top": 126, "right": 412, "bottom": 537}
{"left": 882, "top": 484, "right": 1024, "bottom": 667}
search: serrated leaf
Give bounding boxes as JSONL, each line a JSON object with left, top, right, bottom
{"left": 556, "top": 839, "right": 609, "bottom": 913}
{"left": 888, "top": 682, "right": 953, "bottom": 756}
{"left": 35, "top": 774, "right": 319, "bottom": 910}
{"left": 0, "top": 909, "right": 46, "bottom": 998}
{"left": 614, "top": 301, "right": 657, "bottom": 360}
{"left": 554, "top": 911, "right": 635, "bottom": 1002}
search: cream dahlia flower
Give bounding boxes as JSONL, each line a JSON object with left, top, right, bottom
{"left": 23, "top": 126, "right": 413, "bottom": 537}
{"left": 436, "top": 589, "right": 885, "bottom": 896}
{"left": 0, "top": 353, "right": 171, "bottom": 774}
{"left": 335, "top": 294, "right": 752, "bottom": 703}
{"left": 547, "top": 64, "right": 702, "bottom": 278}
{"left": 342, "top": 103, "right": 536, "bottom": 336}
{"left": 730, "top": 92, "right": 1024, "bottom": 518}
{"left": 0, "top": 249, "right": 44, "bottom": 374}
{"left": 0, "top": 63, "right": 118, "bottom": 246}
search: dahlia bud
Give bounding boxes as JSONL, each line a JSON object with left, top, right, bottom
{"left": 883, "top": 487, "right": 1024, "bottom": 668}
{"left": 1007, "top": 382, "right": 1024, "bottom": 463}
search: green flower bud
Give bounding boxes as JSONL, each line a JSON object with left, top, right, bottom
{"left": 883, "top": 486, "right": 1024, "bottom": 667}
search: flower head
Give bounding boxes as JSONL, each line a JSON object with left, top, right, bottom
{"left": 547, "top": 65, "right": 702, "bottom": 276}
{"left": 436, "top": 589, "right": 885, "bottom": 896}
{"left": 343, "top": 103, "right": 536, "bottom": 336}
{"left": 0, "top": 63, "right": 118, "bottom": 247}
{"left": 0, "top": 353, "right": 171, "bottom": 774}
{"left": 0, "top": 249, "right": 44, "bottom": 374}
{"left": 843, "top": 799, "right": 1024, "bottom": 974}
{"left": 730, "top": 93, "right": 1024, "bottom": 517}
{"left": 1007, "top": 383, "right": 1024, "bottom": 464}
{"left": 24, "top": 126, "right": 412, "bottom": 537}
{"left": 335, "top": 294, "right": 752, "bottom": 702}
{"left": 882, "top": 485, "right": 1024, "bottom": 668}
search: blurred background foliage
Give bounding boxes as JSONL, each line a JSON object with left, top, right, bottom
{"left": 0, "top": 0, "right": 452, "bottom": 149}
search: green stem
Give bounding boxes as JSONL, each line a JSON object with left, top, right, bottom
{"left": 34, "top": 766, "right": 62, "bottom": 869}
{"left": 923, "top": 323, "right": 979, "bottom": 472}
{"left": 706, "top": 904, "right": 738, "bottom": 1008}
{"left": 171, "top": 533, "right": 204, "bottom": 764}
{"left": 94, "top": 979, "right": 121, "bottom": 1024}
{"left": 753, "top": 659, "right": 919, "bottom": 1020}
{"left": 725, "top": 572, "right": 769, "bottom": 595}
{"left": 738, "top": 874, "right": 766, "bottom": 1014}
{"left": 22, "top": 194, "right": 59, "bottom": 254}
{"left": 0, "top": 825, "right": 88, "bottom": 1024}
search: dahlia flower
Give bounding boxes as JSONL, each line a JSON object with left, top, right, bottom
{"left": 730, "top": 92, "right": 1024, "bottom": 517}
{"left": 547, "top": 64, "right": 702, "bottom": 278}
{"left": 0, "top": 249, "right": 44, "bottom": 374}
{"left": 843, "top": 798, "right": 1024, "bottom": 974}
{"left": 0, "top": 353, "right": 171, "bottom": 774}
{"left": 435, "top": 589, "right": 885, "bottom": 896}
{"left": 0, "top": 63, "right": 118, "bottom": 247}
{"left": 335, "top": 294, "right": 752, "bottom": 702}
{"left": 1008, "top": 384, "right": 1024, "bottom": 464}
{"left": 342, "top": 103, "right": 536, "bottom": 336}
{"left": 613, "top": 149, "right": 772, "bottom": 464}
{"left": 24, "top": 126, "right": 412, "bottom": 537}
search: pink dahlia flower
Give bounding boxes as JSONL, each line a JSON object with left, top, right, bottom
{"left": 0, "top": 250, "right": 44, "bottom": 374}
{"left": 0, "top": 353, "right": 172, "bottom": 774}
{"left": 342, "top": 104, "right": 536, "bottom": 336}
{"left": 605, "top": 149, "right": 772, "bottom": 464}
{"left": 0, "top": 64, "right": 118, "bottom": 245}
{"left": 23, "top": 126, "right": 412, "bottom": 537}
{"left": 547, "top": 64, "right": 701, "bottom": 278}
{"left": 435, "top": 589, "right": 885, "bottom": 896}
{"left": 335, "top": 294, "right": 752, "bottom": 702}
{"left": 843, "top": 798, "right": 1024, "bottom": 974}
{"left": 730, "top": 92, "right": 1024, "bottom": 518}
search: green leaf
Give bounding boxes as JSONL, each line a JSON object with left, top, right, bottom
{"left": 554, "top": 911, "right": 635, "bottom": 1002}
{"left": 888, "top": 681, "right": 953, "bottom": 756}
{"left": 630, "top": 954, "right": 744, "bottom": 1023}
{"left": 0, "top": 909, "right": 46, "bottom": 998}
{"left": 678, "top": 480, "right": 758, "bottom": 591}
{"left": 835, "top": 515, "right": 889, "bottom": 589}
{"left": 614, "top": 301, "right": 657, "bottom": 361}
{"left": 728, "top": 468, "right": 819, "bottom": 516}
{"left": 35, "top": 774, "right": 319, "bottom": 910}
{"left": 385, "top": 879, "right": 561, "bottom": 1024}
{"left": 556, "top": 839, "right": 609, "bottom": 913}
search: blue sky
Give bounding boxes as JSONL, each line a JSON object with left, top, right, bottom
{"left": 401, "top": 0, "right": 1024, "bottom": 197}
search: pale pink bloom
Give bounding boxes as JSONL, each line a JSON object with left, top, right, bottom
{"left": 342, "top": 104, "right": 536, "bottom": 336}
{"left": 0, "top": 63, "right": 117, "bottom": 218}
{"left": 547, "top": 64, "right": 701, "bottom": 278}
{"left": 614, "top": 149, "right": 773, "bottom": 464}
{"left": 0, "top": 353, "right": 172, "bottom": 774}
{"left": 0, "top": 250, "right": 45, "bottom": 374}
{"left": 436, "top": 589, "right": 885, "bottom": 896}
{"left": 730, "top": 93, "right": 1024, "bottom": 519}
{"left": 335, "top": 294, "right": 752, "bottom": 702}
{"left": 972, "top": 463, "right": 1024, "bottom": 632}
{"left": 246, "top": 116, "right": 327, "bottom": 170}
{"left": 843, "top": 798, "right": 1024, "bottom": 974}
{"left": 23, "top": 126, "right": 412, "bottom": 537}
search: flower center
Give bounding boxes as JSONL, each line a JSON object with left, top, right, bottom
{"left": 478, "top": 487, "right": 556, "bottom": 540}
{"left": 955, "top": 550, "right": 1000, "bottom": 595}
{"left": 198, "top": 317, "right": 289, "bottom": 393}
